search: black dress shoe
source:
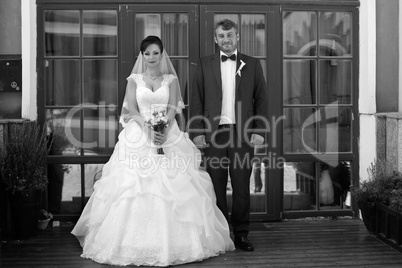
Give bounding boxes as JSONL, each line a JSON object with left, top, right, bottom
{"left": 234, "top": 236, "right": 254, "bottom": 251}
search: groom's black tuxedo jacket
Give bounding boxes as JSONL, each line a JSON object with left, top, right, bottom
{"left": 190, "top": 51, "right": 269, "bottom": 144}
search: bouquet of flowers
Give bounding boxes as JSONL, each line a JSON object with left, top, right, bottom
{"left": 147, "top": 109, "right": 169, "bottom": 154}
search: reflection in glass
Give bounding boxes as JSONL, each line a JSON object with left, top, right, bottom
{"left": 319, "top": 161, "right": 351, "bottom": 209}
{"left": 162, "top": 14, "right": 188, "bottom": 56}
{"left": 214, "top": 14, "right": 239, "bottom": 27}
{"left": 85, "top": 164, "right": 105, "bottom": 197}
{"left": 45, "top": 59, "right": 80, "bottom": 106}
{"left": 319, "top": 107, "right": 352, "bottom": 153}
{"left": 135, "top": 14, "right": 161, "bottom": 51}
{"left": 226, "top": 163, "right": 267, "bottom": 213}
{"left": 260, "top": 59, "right": 267, "bottom": 82}
{"left": 56, "top": 163, "right": 106, "bottom": 213}
{"left": 135, "top": 14, "right": 189, "bottom": 57}
{"left": 284, "top": 162, "right": 316, "bottom": 211}
{"left": 83, "top": 108, "right": 117, "bottom": 155}
{"left": 283, "top": 11, "right": 317, "bottom": 56}
{"left": 45, "top": 10, "right": 80, "bottom": 56}
{"left": 283, "top": 60, "right": 316, "bottom": 104}
{"left": 83, "top": 10, "right": 117, "bottom": 56}
{"left": 46, "top": 109, "right": 80, "bottom": 155}
{"left": 320, "top": 60, "right": 352, "bottom": 104}
{"left": 171, "top": 59, "right": 188, "bottom": 105}
{"left": 319, "top": 12, "right": 351, "bottom": 56}
{"left": 59, "top": 164, "right": 81, "bottom": 214}
{"left": 83, "top": 59, "right": 118, "bottom": 105}
{"left": 48, "top": 164, "right": 70, "bottom": 214}
{"left": 240, "top": 14, "right": 266, "bottom": 57}
{"left": 283, "top": 108, "right": 317, "bottom": 153}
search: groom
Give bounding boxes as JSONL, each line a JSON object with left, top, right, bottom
{"left": 190, "top": 19, "right": 268, "bottom": 251}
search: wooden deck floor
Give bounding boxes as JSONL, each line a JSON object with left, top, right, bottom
{"left": 2, "top": 218, "right": 402, "bottom": 267}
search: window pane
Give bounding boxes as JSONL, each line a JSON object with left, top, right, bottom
{"left": 83, "top": 59, "right": 118, "bottom": 105}
{"left": 47, "top": 163, "right": 70, "bottom": 214}
{"left": 319, "top": 60, "right": 352, "bottom": 104}
{"left": 83, "top": 10, "right": 117, "bottom": 56}
{"left": 45, "top": 10, "right": 80, "bottom": 56}
{"left": 319, "top": 12, "right": 352, "bottom": 57}
{"left": 59, "top": 164, "right": 81, "bottom": 214}
{"left": 283, "top": 108, "right": 317, "bottom": 153}
{"left": 83, "top": 108, "right": 117, "bottom": 155}
{"left": 240, "top": 14, "right": 266, "bottom": 57}
{"left": 319, "top": 107, "right": 352, "bottom": 153}
{"left": 85, "top": 164, "right": 105, "bottom": 197}
{"left": 45, "top": 59, "right": 80, "bottom": 106}
{"left": 227, "top": 163, "right": 267, "bottom": 213}
{"left": 47, "top": 109, "right": 81, "bottom": 155}
{"left": 283, "top": 11, "right": 317, "bottom": 56}
{"left": 214, "top": 14, "right": 239, "bottom": 26}
{"left": 283, "top": 60, "right": 316, "bottom": 104}
{"left": 260, "top": 59, "right": 267, "bottom": 82}
{"left": 319, "top": 161, "right": 351, "bottom": 210}
{"left": 162, "top": 14, "right": 188, "bottom": 56}
{"left": 284, "top": 162, "right": 316, "bottom": 211}
{"left": 135, "top": 14, "right": 161, "bottom": 53}
{"left": 135, "top": 14, "right": 188, "bottom": 56}
{"left": 171, "top": 59, "right": 188, "bottom": 105}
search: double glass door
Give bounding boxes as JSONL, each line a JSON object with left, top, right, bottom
{"left": 120, "top": 5, "right": 281, "bottom": 220}
{"left": 41, "top": 3, "right": 357, "bottom": 220}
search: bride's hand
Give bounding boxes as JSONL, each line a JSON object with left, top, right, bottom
{"left": 153, "top": 130, "right": 167, "bottom": 145}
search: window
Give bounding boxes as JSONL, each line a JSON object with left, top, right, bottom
{"left": 282, "top": 11, "right": 354, "bottom": 212}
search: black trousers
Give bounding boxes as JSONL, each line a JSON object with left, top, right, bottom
{"left": 203, "top": 125, "right": 254, "bottom": 237}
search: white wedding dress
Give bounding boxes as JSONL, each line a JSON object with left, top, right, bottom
{"left": 71, "top": 74, "right": 235, "bottom": 267}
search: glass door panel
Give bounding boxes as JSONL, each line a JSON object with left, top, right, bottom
{"left": 283, "top": 10, "right": 355, "bottom": 212}
{"left": 200, "top": 5, "right": 280, "bottom": 219}
{"left": 45, "top": 10, "right": 80, "bottom": 57}
{"left": 129, "top": 7, "right": 195, "bottom": 121}
{"left": 83, "top": 10, "right": 118, "bottom": 56}
{"left": 319, "top": 12, "right": 352, "bottom": 57}
{"left": 319, "top": 59, "right": 352, "bottom": 104}
{"left": 283, "top": 59, "right": 317, "bottom": 105}
{"left": 283, "top": 11, "right": 317, "bottom": 56}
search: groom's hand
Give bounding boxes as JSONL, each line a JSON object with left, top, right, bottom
{"left": 251, "top": 134, "right": 264, "bottom": 146}
{"left": 193, "top": 135, "right": 207, "bottom": 148}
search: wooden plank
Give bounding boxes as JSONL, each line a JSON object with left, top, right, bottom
{"left": 2, "top": 219, "right": 402, "bottom": 267}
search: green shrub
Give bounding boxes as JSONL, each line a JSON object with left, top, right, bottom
{"left": 351, "top": 161, "right": 402, "bottom": 210}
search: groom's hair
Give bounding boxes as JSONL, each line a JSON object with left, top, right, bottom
{"left": 215, "top": 19, "right": 238, "bottom": 35}
{"left": 140, "top": 36, "right": 164, "bottom": 54}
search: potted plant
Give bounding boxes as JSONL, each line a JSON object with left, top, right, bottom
{"left": 37, "top": 209, "right": 53, "bottom": 230}
{"left": 0, "top": 121, "right": 50, "bottom": 239}
{"left": 351, "top": 161, "right": 402, "bottom": 251}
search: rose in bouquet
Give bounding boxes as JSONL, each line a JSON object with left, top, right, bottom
{"left": 147, "top": 110, "right": 169, "bottom": 154}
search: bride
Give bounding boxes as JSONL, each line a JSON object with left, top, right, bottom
{"left": 71, "top": 35, "right": 235, "bottom": 266}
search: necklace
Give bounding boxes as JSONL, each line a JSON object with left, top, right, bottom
{"left": 146, "top": 73, "right": 162, "bottom": 81}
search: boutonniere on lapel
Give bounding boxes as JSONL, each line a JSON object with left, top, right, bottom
{"left": 235, "top": 60, "right": 246, "bottom": 77}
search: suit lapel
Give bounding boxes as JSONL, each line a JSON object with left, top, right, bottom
{"left": 212, "top": 53, "right": 222, "bottom": 95}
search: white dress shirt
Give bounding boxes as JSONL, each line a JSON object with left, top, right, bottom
{"left": 219, "top": 50, "right": 237, "bottom": 125}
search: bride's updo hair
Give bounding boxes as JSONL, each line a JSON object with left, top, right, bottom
{"left": 140, "top": 36, "right": 164, "bottom": 54}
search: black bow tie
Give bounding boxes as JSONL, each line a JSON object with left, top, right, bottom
{"left": 221, "top": 54, "right": 236, "bottom": 62}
